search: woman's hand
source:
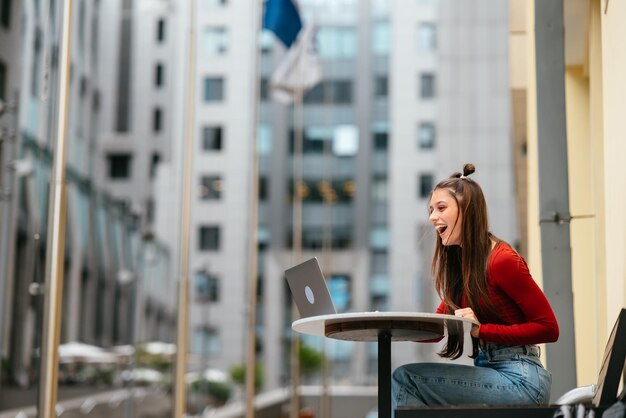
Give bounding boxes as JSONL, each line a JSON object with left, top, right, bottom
{"left": 454, "top": 308, "right": 481, "bottom": 338}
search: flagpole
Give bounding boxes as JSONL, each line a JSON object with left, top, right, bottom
{"left": 173, "top": 0, "right": 197, "bottom": 416}
{"left": 290, "top": 85, "right": 304, "bottom": 418}
{"left": 244, "top": 0, "right": 265, "bottom": 417}
{"left": 38, "top": 0, "right": 73, "bottom": 416}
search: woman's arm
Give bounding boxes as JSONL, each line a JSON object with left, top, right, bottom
{"left": 478, "top": 246, "right": 560, "bottom": 345}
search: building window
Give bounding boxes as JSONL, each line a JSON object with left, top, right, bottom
{"left": 107, "top": 154, "right": 132, "bottom": 179}
{"left": 417, "top": 23, "right": 437, "bottom": 51}
{"left": 370, "top": 227, "right": 389, "bottom": 251}
{"left": 420, "top": 73, "right": 435, "bottom": 99}
{"left": 328, "top": 275, "right": 351, "bottom": 312}
{"left": 371, "top": 21, "right": 390, "bottom": 56}
{"left": 0, "top": 0, "right": 11, "bottom": 28}
{"left": 202, "top": 126, "right": 223, "bottom": 150}
{"left": 260, "top": 78, "right": 269, "bottom": 101}
{"left": 199, "top": 175, "right": 223, "bottom": 200}
{"left": 304, "top": 80, "right": 353, "bottom": 104}
{"left": 0, "top": 60, "right": 6, "bottom": 101}
{"left": 373, "top": 131, "right": 388, "bottom": 151}
{"left": 194, "top": 271, "right": 220, "bottom": 303}
{"left": 156, "top": 18, "right": 166, "bottom": 42}
{"left": 317, "top": 27, "right": 357, "bottom": 58}
{"left": 191, "top": 326, "right": 220, "bottom": 356}
{"left": 374, "top": 76, "right": 388, "bottom": 98}
{"left": 202, "top": 27, "right": 228, "bottom": 55}
{"left": 418, "top": 173, "right": 434, "bottom": 199}
{"left": 155, "top": 63, "right": 164, "bottom": 87}
{"left": 31, "top": 29, "right": 42, "bottom": 97}
{"left": 290, "top": 226, "right": 352, "bottom": 249}
{"left": 257, "top": 125, "right": 272, "bottom": 155}
{"left": 259, "top": 176, "right": 268, "bottom": 201}
{"left": 153, "top": 107, "right": 162, "bottom": 132}
{"left": 418, "top": 122, "right": 436, "bottom": 149}
{"left": 371, "top": 175, "right": 388, "bottom": 202}
{"left": 150, "top": 153, "right": 161, "bottom": 179}
{"left": 203, "top": 77, "right": 224, "bottom": 102}
{"left": 199, "top": 225, "right": 220, "bottom": 251}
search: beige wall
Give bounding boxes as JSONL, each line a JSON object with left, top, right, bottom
{"left": 519, "top": 0, "right": 625, "bottom": 387}
{"left": 599, "top": 0, "right": 626, "bottom": 330}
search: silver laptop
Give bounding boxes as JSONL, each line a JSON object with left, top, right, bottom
{"left": 285, "top": 257, "right": 337, "bottom": 318}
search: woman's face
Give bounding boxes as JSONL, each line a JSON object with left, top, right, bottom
{"left": 428, "top": 188, "right": 462, "bottom": 246}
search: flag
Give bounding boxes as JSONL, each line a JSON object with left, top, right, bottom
{"left": 269, "top": 24, "right": 323, "bottom": 104}
{"left": 263, "top": 0, "right": 302, "bottom": 48}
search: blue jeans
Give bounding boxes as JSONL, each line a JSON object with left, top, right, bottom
{"left": 392, "top": 344, "right": 552, "bottom": 411}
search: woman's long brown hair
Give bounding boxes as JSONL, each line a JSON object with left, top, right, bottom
{"left": 431, "top": 163, "right": 500, "bottom": 359}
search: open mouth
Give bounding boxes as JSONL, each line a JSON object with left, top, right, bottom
{"left": 436, "top": 225, "right": 448, "bottom": 236}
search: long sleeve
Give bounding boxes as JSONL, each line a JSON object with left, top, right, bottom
{"left": 477, "top": 245, "right": 559, "bottom": 345}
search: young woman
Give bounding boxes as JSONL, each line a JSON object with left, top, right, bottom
{"left": 392, "top": 163, "right": 559, "bottom": 409}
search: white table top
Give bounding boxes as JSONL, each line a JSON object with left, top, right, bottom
{"left": 292, "top": 311, "right": 478, "bottom": 342}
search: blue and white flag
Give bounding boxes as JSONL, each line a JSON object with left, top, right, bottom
{"left": 269, "top": 24, "right": 323, "bottom": 104}
{"left": 263, "top": 0, "right": 302, "bottom": 48}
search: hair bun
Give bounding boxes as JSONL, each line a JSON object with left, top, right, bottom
{"left": 463, "top": 163, "right": 475, "bottom": 177}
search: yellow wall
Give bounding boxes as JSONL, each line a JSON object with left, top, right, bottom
{"left": 599, "top": 0, "right": 626, "bottom": 329}
{"left": 523, "top": 0, "right": 626, "bottom": 386}
{"left": 522, "top": 0, "right": 626, "bottom": 387}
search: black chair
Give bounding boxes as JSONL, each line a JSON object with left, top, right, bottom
{"left": 396, "top": 308, "right": 626, "bottom": 418}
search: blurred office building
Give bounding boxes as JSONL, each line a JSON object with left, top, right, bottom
{"left": 0, "top": 0, "right": 175, "bottom": 400}
{"left": 0, "top": 0, "right": 517, "bottom": 408}
{"left": 156, "top": 0, "right": 517, "bottom": 393}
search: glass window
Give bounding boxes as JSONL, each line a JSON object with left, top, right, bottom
{"left": 371, "top": 21, "right": 390, "bottom": 56}
{"left": 370, "top": 227, "right": 389, "bottom": 250}
{"left": 199, "top": 175, "right": 223, "bottom": 200}
{"left": 371, "top": 175, "right": 387, "bottom": 202}
{"left": 260, "top": 78, "right": 269, "bottom": 101}
{"left": 0, "top": 60, "right": 7, "bottom": 101}
{"left": 194, "top": 271, "right": 220, "bottom": 302}
{"left": 371, "top": 0, "right": 389, "bottom": 17}
{"left": 418, "top": 23, "right": 437, "bottom": 51}
{"left": 156, "top": 18, "right": 166, "bottom": 42}
{"left": 107, "top": 154, "right": 132, "bottom": 179}
{"left": 304, "top": 80, "right": 353, "bottom": 104}
{"left": 333, "top": 125, "right": 358, "bottom": 157}
{"left": 257, "top": 125, "right": 272, "bottom": 155}
{"left": 191, "top": 327, "right": 220, "bottom": 356}
{"left": 318, "top": 27, "right": 357, "bottom": 58}
{"left": 204, "top": 77, "right": 224, "bottom": 102}
{"left": 153, "top": 107, "right": 162, "bottom": 132}
{"left": 202, "top": 126, "right": 223, "bottom": 151}
{"left": 328, "top": 275, "right": 351, "bottom": 312}
{"left": 420, "top": 73, "right": 435, "bottom": 99}
{"left": 199, "top": 225, "right": 220, "bottom": 251}
{"left": 150, "top": 152, "right": 161, "bottom": 179}
{"left": 0, "top": 0, "right": 11, "bottom": 28}
{"left": 258, "top": 226, "right": 270, "bottom": 250}
{"left": 155, "top": 63, "right": 164, "bottom": 87}
{"left": 373, "top": 131, "right": 387, "bottom": 150}
{"left": 202, "top": 27, "right": 228, "bottom": 55}
{"left": 259, "top": 31, "right": 273, "bottom": 54}
{"left": 374, "top": 76, "right": 388, "bottom": 97}
{"left": 291, "top": 226, "right": 352, "bottom": 249}
{"left": 259, "top": 176, "right": 268, "bottom": 201}
{"left": 418, "top": 173, "right": 434, "bottom": 198}
{"left": 418, "top": 122, "right": 436, "bottom": 149}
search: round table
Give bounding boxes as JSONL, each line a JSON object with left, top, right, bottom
{"left": 293, "top": 312, "right": 477, "bottom": 418}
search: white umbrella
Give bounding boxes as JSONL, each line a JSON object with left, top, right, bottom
{"left": 142, "top": 341, "right": 176, "bottom": 356}
{"left": 58, "top": 342, "right": 119, "bottom": 364}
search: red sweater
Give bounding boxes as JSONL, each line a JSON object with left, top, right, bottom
{"left": 435, "top": 243, "right": 559, "bottom": 345}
